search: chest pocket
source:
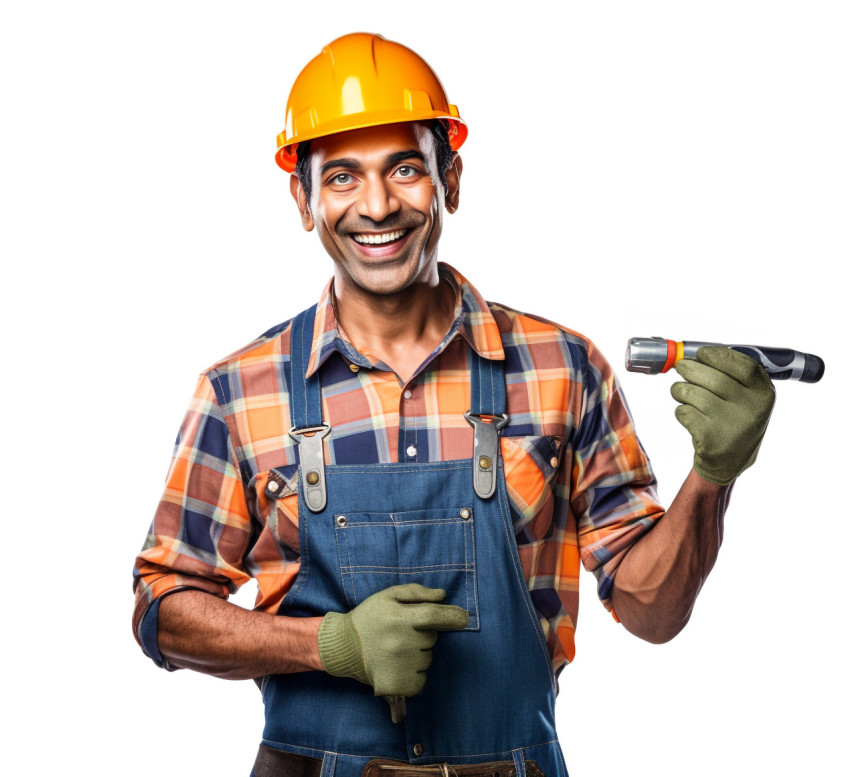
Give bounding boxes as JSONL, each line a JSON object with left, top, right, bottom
{"left": 334, "top": 506, "right": 480, "bottom": 631}
{"left": 500, "top": 434, "right": 562, "bottom": 538}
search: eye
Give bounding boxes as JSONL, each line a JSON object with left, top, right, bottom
{"left": 331, "top": 172, "right": 353, "bottom": 185}
{"left": 395, "top": 165, "right": 418, "bottom": 178}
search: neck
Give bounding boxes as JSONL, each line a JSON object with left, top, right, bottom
{"left": 333, "top": 266, "right": 457, "bottom": 382}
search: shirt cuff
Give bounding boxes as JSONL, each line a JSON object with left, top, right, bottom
{"left": 138, "top": 597, "right": 168, "bottom": 668}
{"left": 137, "top": 586, "right": 223, "bottom": 671}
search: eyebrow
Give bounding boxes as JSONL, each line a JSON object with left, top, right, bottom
{"left": 320, "top": 158, "right": 359, "bottom": 176}
{"left": 320, "top": 150, "right": 427, "bottom": 178}
{"left": 387, "top": 150, "right": 426, "bottom": 167}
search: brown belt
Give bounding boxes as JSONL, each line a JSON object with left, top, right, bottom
{"left": 363, "top": 758, "right": 545, "bottom": 777}
{"left": 252, "top": 746, "right": 545, "bottom": 777}
{"left": 252, "top": 745, "right": 323, "bottom": 777}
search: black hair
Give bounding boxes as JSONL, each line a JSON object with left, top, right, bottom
{"left": 429, "top": 120, "right": 454, "bottom": 193}
{"left": 294, "top": 138, "right": 314, "bottom": 204}
{"left": 294, "top": 120, "right": 454, "bottom": 208}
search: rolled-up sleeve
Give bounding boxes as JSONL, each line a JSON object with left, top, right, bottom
{"left": 571, "top": 340, "right": 665, "bottom": 613}
{"left": 132, "top": 374, "right": 253, "bottom": 667}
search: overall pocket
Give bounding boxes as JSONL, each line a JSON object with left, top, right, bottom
{"left": 334, "top": 505, "right": 480, "bottom": 631}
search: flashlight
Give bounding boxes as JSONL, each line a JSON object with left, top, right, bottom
{"left": 626, "top": 337, "right": 824, "bottom": 383}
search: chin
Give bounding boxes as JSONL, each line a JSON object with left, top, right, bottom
{"left": 341, "top": 255, "right": 431, "bottom": 297}
{"left": 350, "top": 272, "right": 417, "bottom": 297}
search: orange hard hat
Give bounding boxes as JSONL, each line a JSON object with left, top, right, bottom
{"left": 275, "top": 33, "right": 468, "bottom": 172}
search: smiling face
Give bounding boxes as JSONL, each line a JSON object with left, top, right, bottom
{"left": 290, "top": 122, "right": 460, "bottom": 299}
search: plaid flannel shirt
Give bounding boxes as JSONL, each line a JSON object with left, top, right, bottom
{"left": 133, "top": 263, "right": 664, "bottom": 676}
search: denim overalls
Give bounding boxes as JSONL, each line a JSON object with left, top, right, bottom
{"left": 257, "top": 305, "right": 568, "bottom": 777}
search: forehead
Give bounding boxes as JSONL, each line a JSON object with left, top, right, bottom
{"left": 310, "top": 122, "right": 428, "bottom": 166}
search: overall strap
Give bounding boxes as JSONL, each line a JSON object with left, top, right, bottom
{"left": 470, "top": 351, "right": 507, "bottom": 417}
{"left": 287, "top": 305, "right": 330, "bottom": 512}
{"left": 288, "top": 305, "right": 324, "bottom": 430}
{"left": 465, "top": 350, "right": 508, "bottom": 500}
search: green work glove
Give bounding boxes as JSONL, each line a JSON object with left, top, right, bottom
{"left": 317, "top": 583, "right": 470, "bottom": 697}
{"left": 671, "top": 346, "right": 776, "bottom": 486}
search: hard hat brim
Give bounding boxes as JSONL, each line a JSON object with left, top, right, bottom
{"left": 275, "top": 117, "right": 467, "bottom": 173}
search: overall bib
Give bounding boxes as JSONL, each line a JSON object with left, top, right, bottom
{"left": 255, "top": 306, "right": 569, "bottom": 777}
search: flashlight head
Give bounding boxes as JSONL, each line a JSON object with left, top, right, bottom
{"left": 625, "top": 337, "right": 671, "bottom": 374}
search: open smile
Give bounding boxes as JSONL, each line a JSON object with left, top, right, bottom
{"left": 351, "top": 228, "right": 409, "bottom": 245}
{"left": 348, "top": 228, "right": 414, "bottom": 257}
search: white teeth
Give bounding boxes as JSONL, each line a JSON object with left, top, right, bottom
{"left": 352, "top": 229, "right": 407, "bottom": 245}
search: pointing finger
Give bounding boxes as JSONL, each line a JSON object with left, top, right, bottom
{"left": 411, "top": 602, "right": 470, "bottom": 631}
{"left": 391, "top": 584, "right": 447, "bottom": 604}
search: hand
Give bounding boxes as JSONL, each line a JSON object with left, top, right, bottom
{"left": 317, "top": 584, "right": 470, "bottom": 697}
{"left": 671, "top": 346, "right": 776, "bottom": 486}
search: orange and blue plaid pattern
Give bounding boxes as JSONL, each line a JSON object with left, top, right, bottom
{"left": 133, "top": 264, "right": 664, "bottom": 676}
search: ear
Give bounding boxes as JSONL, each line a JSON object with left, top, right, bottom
{"left": 444, "top": 152, "right": 462, "bottom": 214}
{"left": 290, "top": 174, "right": 314, "bottom": 231}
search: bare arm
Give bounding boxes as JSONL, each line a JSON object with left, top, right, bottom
{"left": 157, "top": 590, "right": 324, "bottom": 680}
{"left": 611, "top": 469, "right": 732, "bottom": 644}
{"left": 613, "top": 347, "right": 775, "bottom": 643}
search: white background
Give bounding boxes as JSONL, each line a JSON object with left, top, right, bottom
{"left": 2, "top": 2, "right": 847, "bottom": 775}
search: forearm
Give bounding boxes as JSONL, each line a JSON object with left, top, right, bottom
{"left": 611, "top": 469, "right": 732, "bottom": 643}
{"left": 157, "top": 590, "right": 324, "bottom": 680}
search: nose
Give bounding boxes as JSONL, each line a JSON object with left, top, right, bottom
{"left": 355, "top": 174, "right": 400, "bottom": 223}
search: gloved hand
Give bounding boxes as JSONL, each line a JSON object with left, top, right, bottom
{"left": 671, "top": 346, "right": 776, "bottom": 486}
{"left": 317, "top": 583, "right": 470, "bottom": 697}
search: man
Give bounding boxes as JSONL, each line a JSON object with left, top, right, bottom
{"left": 133, "top": 33, "right": 775, "bottom": 777}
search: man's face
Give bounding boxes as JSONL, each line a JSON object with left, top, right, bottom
{"left": 290, "top": 122, "right": 460, "bottom": 298}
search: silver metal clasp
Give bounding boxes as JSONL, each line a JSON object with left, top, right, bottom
{"left": 288, "top": 423, "right": 331, "bottom": 512}
{"left": 464, "top": 411, "right": 508, "bottom": 499}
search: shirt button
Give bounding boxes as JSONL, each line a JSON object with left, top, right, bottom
{"left": 413, "top": 744, "right": 423, "bottom": 756}
{"left": 403, "top": 389, "right": 412, "bottom": 399}
{"left": 550, "top": 456, "right": 559, "bottom": 468}
{"left": 406, "top": 445, "right": 417, "bottom": 458}
{"left": 349, "top": 364, "right": 360, "bottom": 373}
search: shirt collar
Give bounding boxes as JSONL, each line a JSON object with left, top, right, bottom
{"left": 303, "top": 262, "right": 505, "bottom": 379}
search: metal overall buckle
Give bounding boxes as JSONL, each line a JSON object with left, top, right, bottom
{"left": 288, "top": 423, "right": 331, "bottom": 512}
{"left": 464, "top": 411, "right": 509, "bottom": 499}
